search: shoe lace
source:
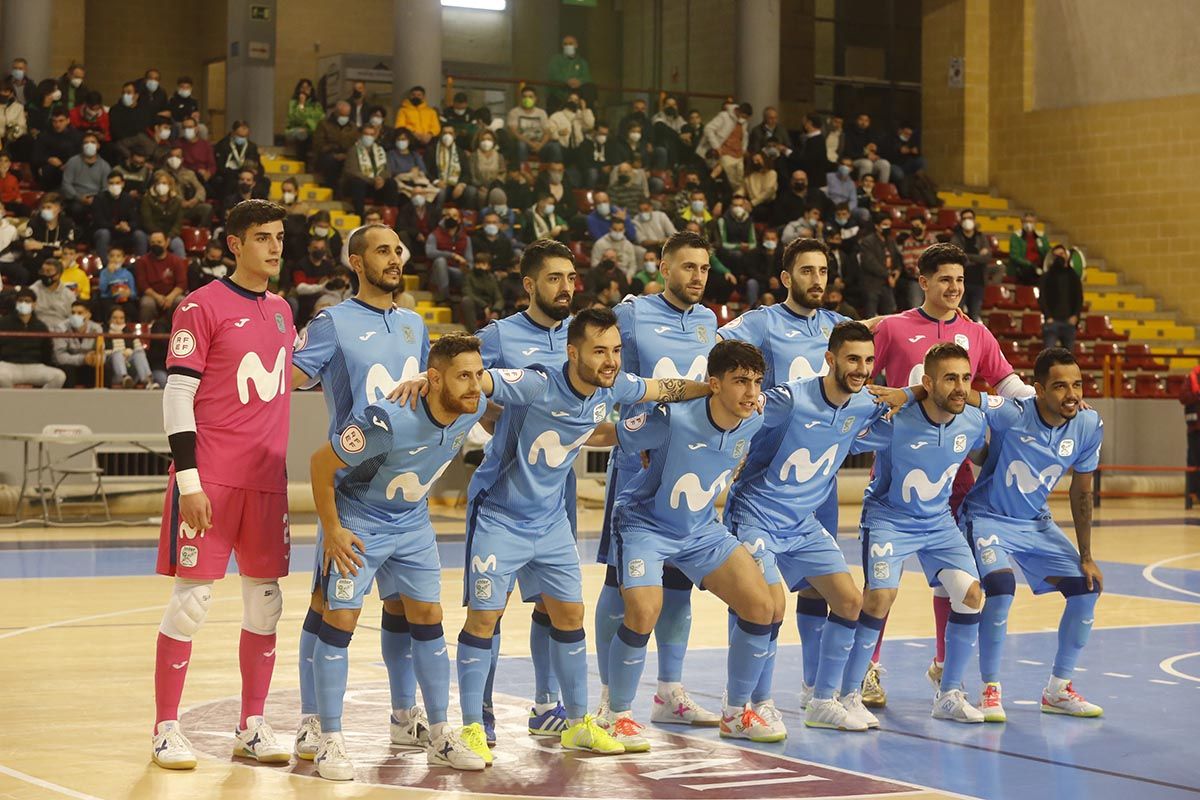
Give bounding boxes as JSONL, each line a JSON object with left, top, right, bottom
{"left": 844, "top": 692, "right": 865, "bottom": 711}
{"left": 739, "top": 707, "right": 769, "bottom": 730}
{"left": 613, "top": 716, "right": 645, "bottom": 736}
{"left": 162, "top": 726, "right": 192, "bottom": 752}
{"left": 672, "top": 688, "right": 706, "bottom": 712}
{"left": 303, "top": 716, "right": 322, "bottom": 735}
{"left": 1062, "top": 682, "right": 1086, "bottom": 702}
{"left": 407, "top": 705, "right": 430, "bottom": 730}
{"left": 756, "top": 701, "right": 782, "bottom": 723}
{"left": 982, "top": 685, "right": 1001, "bottom": 704}
{"left": 250, "top": 721, "right": 281, "bottom": 748}
{"left": 323, "top": 735, "right": 348, "bottom": 760}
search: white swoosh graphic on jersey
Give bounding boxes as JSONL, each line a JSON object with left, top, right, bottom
{"left": 901, "top": 463, "right": 960, "bottom": 503}
{"left": 908, "top": 335, "right": 927, "bottom": 343}
{"left": 521, "top": 347, "right": 540, "bottom": 356}
{"left": 669, "top": 469, "right": 732, "bottom": 512}
{"left": 385, "top": 460, "right": 453, "bottom": 502}
{"left": 1004, "top": 461, "right": 1063, "bottom": 494}
{"left": 788, "top": 355, "right": 829, "bottom": 381}
{"left": 778, "top": 443, "right": 839, "bottom": 483}
{"left": 365, "top": 359, "right": 421, "bottom": 404}
{"left": 910, "top": 441, "right": 929, "bottom": 450}
{"left": 652, "top": 355, "right": 708, "bottom": 381}
{"left": 653, "top": 326, "right": 671, "bottom": 334}
{"left": 527, "top": 428, "right": 593, "bottom": 468}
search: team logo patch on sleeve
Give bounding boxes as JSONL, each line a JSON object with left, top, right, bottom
{"left": 723, "top": 315, "right": 743, "bottom": 330}
{"left": 593, "top": 402, "right": 608, "bottom": 423}
{"left": 498, "top": 368, "right": 524, "bottom": 383}
{"left": 624, "top": 412, "right": 647, "bottom": 431}
{"left": 170, "top": 329, "right": 196, "bottom": 357}
{"left": 294, "top": 327, "right": 308, "bottom": 351}
{"left": 275, "top": 312, "right": 286, "bottom": 333}
{"left": 339, "top": 425, "right": 366, "bottom": 453}
{"left": 987, "top": 394, "right": 1005, "bottom": 409}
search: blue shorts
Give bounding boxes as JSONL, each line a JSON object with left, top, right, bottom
{"left": 963, "top": 511, "right": 1084, "bottom": 594}
{"left": 732, "top": 515, "right": 849, "bottom": 590}
{"left": 321, "top": 523, "right": 442, "bottom": 610}
{"left": 465, "top": 503, "right": 582, "bottom": 611}
{"left": 612, "top": 512, "right": 740, "bottom": 590}
{"left": 597, "top": 454, "right": 638, "bottom": 564}
{"left": 860, "top": 514, "right": 978, "bottom": 590}
{"left": 465, "top": 496, "right": 547, "bottom": 604}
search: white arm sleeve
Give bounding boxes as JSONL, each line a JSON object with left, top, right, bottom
{"left": 163, "top": 373, "right": 201, "bottom": 434}
{"left": 994, "top": 372, "right": 1036, "bottom": 400}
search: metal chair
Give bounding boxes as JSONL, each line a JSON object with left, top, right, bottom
{"left": 38, "top": 424, "right": 110, "bottom": 521}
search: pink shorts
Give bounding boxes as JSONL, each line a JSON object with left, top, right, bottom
{"left": 156, "top": 476, "right": 291, "bottom": 580}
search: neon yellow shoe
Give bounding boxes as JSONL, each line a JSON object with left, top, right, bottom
{"left": 561, "top": 714, "right": 625, "bottom": 755}
{"left": 460, "top": 723, "right": 494, "bottom": 765}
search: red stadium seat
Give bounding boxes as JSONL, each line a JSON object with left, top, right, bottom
{"left": 1083, "top": 314, "right": 1128, "bottom": 341}
{"left": 20, "top": 189, "right": 43, "bottom": 210}
{"left": 1074, "top": 342, "right": 1100, "bottom": 370}
{"left": 874, "top": 182, "right": 901, "bottom": 204}
{"left": 986, "top": 310, "right": 1016, "bottom": 336}
{"left": 934, "top": 208, "right": 959, "bottom": 230}
{"left": 1165, "top": 374, "right": 1187, "bottom": 397}
{"left": 78, "top": 253, "right": 103, "bottom": 276}
{"left": 375, "top": 206, "right": 398, "bottom": 228}
{"left": 567, "top": 239, "right": 588, "bottom": 268}
{"left": 1020, "top": 312, "right": 1043, "bottom": 337}
{"left": 983, "top": 284, "right": 1009, "bottom": 310}
{"left": 180, "top": 226, "right": 211, "bottom": 255}
{"left": 573, "top": 189, "right": 593, "bottom": 214}
{"left": 1082, "top": 373, "right": 1102, "bottom": 398}
{"left": 1123, "top": 343, "right": 1167, "bottom": 371}
{"left": 651, "top": 170, "right": 675, "bottom": 192}
{"left": 1013, "top": 284, "right": 1040, "bottom": 310}
{"left": 1132, "top": 373, "right": 1166, "bottom": 398}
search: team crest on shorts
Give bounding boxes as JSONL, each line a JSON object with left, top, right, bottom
{"left": 334, "top": 578, "right": 355, "bottom": 601}
{"left": 179, "top": 545, "right": 198, "bottom": 568}
{"left": 275, "top": 312, "right": 286, "bottom": 333}
{"left": 474, "top": 577, "right": 493, "bottom": 601}
{"left": 628, "top": 559, "right": 646, "bottom": 578}
{"left": 403, "top": 326, "right": 415, "bottom": 343}
{"left": 593, "top": 402, "right": 608, "bottom": 423}
{"left": 1059, "top": 439, "right": 1075, "bottom": 457}
{"left": 954, "top": 433, "right": 968, "bottom": 453}
{"left": 873, "top": 561, "right": 890, "bottom": 580}
{"left": 340, "top": 425, "right": 366, "bottom": 454}
{"left": 841, "top": 416, "right": 856, "bottom": 434}
{"left": 696, "top": 326, "right": 709, "bottom": 343}
{"left": 981, "top": 548, "right": 997, "bottom": 565}
{"left": 452, "top": 432, "right": 466, "bottom": 450}
{"left": 732, "top": 438, "right": 747, "bottom": 458}
{"left": 954, "top": 333, "right": 970, "bottom": 350}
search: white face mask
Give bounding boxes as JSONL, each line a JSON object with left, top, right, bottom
{"left": 479, "top": 139, "right": 495, "bottom": 151}
{"left": 109, "top": 322, "right": 125, "bottom": 332}
{"left": 50, "top": 89, "right": 62, "bottom": 101}
{"left": 121, "top": 93, "right": 135, "bottom": 107}
{"left": 157, "top": 127, "right": 171, "bottom": 141}
{"left": 763, "top": 239, "right": 778, "bottom": 251}
{"left": 962, "top": 218, "right": 976, "bottom": 232}
{"left": 166, "top": 156, "right": 182, "bottom": 170}
{"left": 145, "top": 79, "right": 159, "bottom": 92}
{"left": 314, "top": 226, "right": 329, "bottom": 237}
{"left": 107, "top": 183, "right": 122, "bottom": 197}
{"left": 543, "top": 203, "right": 555, "bottom": 216}
{"left": 595, "top": 202, "right": 610, "bottom": 217}
{"left": 82, "top": 142, "right": 98, "bottom": 157}
{"left": 282, "top": 191, "right": 296, "bottom": 203}
{"left": 155, "top": 183, "right": 170, "bottom": 197}
{"left": 441, "top": 133, "right": 455, "bottom": 147}
{"left": 563, "top": 44, "right": 577, "bottom": 57}
{"left": 595, "top": 134, "right": 607, "bottom": 145}
{"left": 16, "top": 302, "right": 33, "bottom": 316}
{"left": 691, "top": 200, "right": 706, "bottom": 213}
{"left": 178, "top": 88, "right": 192, "bottom": 98}
{"left": 182, "top": 127, "right": 196, "bottom": 140}
{"left": 610, "top": 230, "right": 625, "bottom": 241}
{"left": 731, "top": 206, "right": 748, "bottom": 220}
{"left": 1023, "top": 221, "right": 1035, "bottom": 232}
{"left": 412, "top": 194, "right": 426, "bottom": 207}
{"left": 644, "top": 260, "right": 658, "bottom": 273}
{"left": 336, "top": 115, "right": 350, "bottom": 126}
{"left": 69, "top": 313, "right": 85, "bottom": 329}
{"left": 639, "top": 211, "right": 651, "bottom": 222}
{"left": 494, "top": 204, "right": 508, "bottom": 216}
{"left": 361, "top": 135, "right": 375, "bottom": 147}
{"left": 70, "top": 77, "right": 83, "bottom": 88}
{"left": 370, "top": 115, "right": 384, "bottom": 127}
{"left": 628, "top": 131, "right": 642, "bottom": 143}
{"left": 397, "top": 139, "right": 410, "bottom": 151}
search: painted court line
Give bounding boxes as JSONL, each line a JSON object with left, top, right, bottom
{"left": 1103, "top": 672, "right": 1133, "bottom": 678}
{"left": 0, "top": 764, "right": 104, "bottom": 800}
{"left": 1160, "top": 651, "right": 1200, "bottom": 683}
{"left": 1142, "top": 551, "right": 1200, "bottom": 601}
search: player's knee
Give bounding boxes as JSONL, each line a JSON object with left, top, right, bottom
{"left": 963, "top": 582, "right": 983, "bottom": 612}
{"left": 939, "top": 569, "right": 981, "bottom": 614}
{"left": 796, "top": 586, "right": 823, "bottom": 600}
{"left": 548, "top": 602, "right": 585, "bottom": 631}
{"left": 770, "top": 585, "right": 787, "bottom": 622}
{"left": 382, "top": 598, "right": 407, "bottom": 617}
{"left": 308, "top": 587, "right": 325, "bottom": 614}
{"left": 323, "top": 607, "right": 359, "bottom": 632}
{"left": 1055, "top": 576, "right": 1102, "bottom": 598}
{"left": 735, "top": 590, "right": 775, "bottom": 627}
{"left": 241, "top": 577, "right": 283, "bottom": 635}
{"left": 981, "top": 570, "right": 1016, "bottom": 598}
{"left": 403, "top": 600, "right": 442, "bottom": 626}
{"left": 861, "top": 589, "right": 892, "bottom": 617}
{"left": 622, "top": 596, "right": 661, "bottom": 634}
{"left": 161, "top": 579, "right": 213, "bottom": 641}
{"left": 464, "top": 609, "right": 502, "bottom": 639}
{"left": 830, "top": 590, "right": 863, "bottom": 622}
{"left": 533, "top": 599, "right": 548, "bottom": 614}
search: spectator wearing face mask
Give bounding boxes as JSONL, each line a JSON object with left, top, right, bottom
{"left": 469, "top": 129, "right": 507, "bottom": 205}
{"left": 58, "top": 63, "right": 89, "bottom": 110}
{"left": 590, "top": 218, "right": 638, "bottom": 279}
{"left": 425, "top": 128, "right": 470, "bottom": 208}
{"left": 426, "top": 208, "right": 472, "bottom": 302}
{"left": 0, "top": 288, "right": 67, "bottom": 388}
{"left": 461, "top": 251, "right": 504, "bottom": 328}
{"left": 678, "top": 189, "right": 713, "bottom": 229}
{"left": 134, "top": 231, "right": 187, "bottom": 322}
{"left": 573, "top": 123, "right": 614, "bottom": 188}
{"left": 851, "top": 215, "right": 900, "bottom": 317}
{"left": 26, "top": 79, "right": 64, "bottom": 140}
{"left": 471, "top": 211, "right": 516, "bottom": 272}
{"left": 52, "top": 299, "right": 104, "bottom": 387}
{"left": 134, "top": 69, "right": 168, "bottom": 118}
{"left": 507, "top": 87, "right": 552, "bottom": 164}
{"left": 0, "top": 78, "right": 28, "bottom": 152}
{"left": 770, "top": 168, "right": 829, "bottom": 227}
{"left": 92, "top": 173, "right": 146, "bottom": 262}
{"left": 648, "top": 94, "right": 685, "bottom": 167}
{"left": 287, "top": 238, "right": 335, "bottom": 322}
{"left": 699, "top": 101, "right": 752, "bottom": 193}
{"left": 212, "top": 120, "right": 259, "bottom": 199}
{"left": 222, "top": 165, "right": 269, "bottom": 215}
{"left": 107, "top": 82, "right": 149, "bottom": 159}
{"left": 585, "top": 190, "right": 636, "bottom": 242}
{"left": 745, "top": 152, "right": 778, "bottom": 222}
{"left": 631, "top": 198, "right": 676, "bottom": 251}
{"left": 948, "top": 209, "right": 992, "bottom": 321}
{"left": 523, "top": 194, "right": 568, "bottom": 244}
{"left": 0, "top": 155, "right": 24, "bottom": 217}
{"left": 61, "top": 133, "right": 112, "bottom": 226}
{"left": 608, "top": 161, "right": 649, "bottom": 211}
{"left": 740, "top": 229, "right": 780, "bottom": 308}
{"left": 533, "top": 160, "right": 577, "bottom": 218}
{"left": 305, "top": 211, "right": 344, "bottom": 262}
{"left": 479, "top": 188, "right": 519, "bottom": 244}
{"left": 844, "top": 113, "right": 890, "bottom": 183}
{"left": 823, "top": 156, "right": 861, "bottom": 219}
{"left": 1008, "top": 212, "right": 1050, "bottom": 284}
{"left": 168, "top": 77, "right": 199, "bottom": 124}
{"left": 396, "top": 190, "right": 435, "bottom": 256}
{"left": 748, "top": 107, "right": 793, "bottom": 159}
{"left": 313, "top": 266, "right": 356, "bottom": 314}
{"left": 1039, "top": 246, "right": 1083, "bottom": 350}
{"left": 141, "top": 170, "right": 187, "bottom": 257}
{"left": 631, "top": 251, "right": 663, "bottom": 295}
{"left": 30, "top": 257, "right": 77, "bottom": 328}
{"left": 548, "top": 35, "right": 596, "bottom": 110}
{"left": 716, "top": 193, "right": 757, "bottom": 275}
{"left": 342, "top": 123, "right": 397, "bottom": 217}
{"left": 313, "top": 101, "right": 358, "bottom": 189}
{"left": 22, "top": 194, "right": 77, "bottom": 270}
{"left": 395, "top": 85, "right": 441, "bottom": 146}
{"left": 547, "top": 92, "right": 594, "bottom": 155}
{"left": 388, "top": 128, "right": 435, "bottom": 205}
{"left": 286, "top": 78, "right": 324, "bottom": 164}
{"left": 174, "top": 117, "right": 216, "bottom": 182}
{"left": 188, "top": 242, "right": 230, "bottom": 291}
{"left": 97, "top": 247, "right": 137, "bottom": 316}
{"left": 440, "top": 92, "right": 478, "bottom": 150}
{"left": 5, "top": 58, "right": 35, "bottom": 105}
{"left": 897, "top": 215, "right": 935, "bottom": 309}
{"left": 0, "top": 200, "right": 26, "bottom": 286}
{"left": 33, "top": 109, "right": 82, "bottom": 190}
{"left": 104, "top": 305, "right": 154, "bottom": 388}
{"left": 612, "top": 121, "right": 657, "bottom": 174}
{"left": 161, "top": 146, "right": 212, "bottom": 226}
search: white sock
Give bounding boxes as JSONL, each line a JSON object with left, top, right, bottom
{"left": 657, "top": 681, "right": 682, "bottom": 697}
{"left": 393, "top": 706, "right": 413, "bottom": 722}
{"left": 1047, "top": 675, "right": 1070, "bottom": 694}
{"left": 534, "top": 701, "right": 558, "bottom": 714}
{"left": 429, "top": 721, "right": 448, "bottom": 738}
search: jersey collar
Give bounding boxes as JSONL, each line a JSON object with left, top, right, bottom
{"left": 817, "top": 377, "right": 849, "bottom": 410}
{"left": 521, "top": 311, "right": 559, "bottom": 332}
{"left": 561, "top": 363, "right": 589, "bottom": 401}
{"left": 420, "top": 396, "right": 447, "bottom": 429}
{"left": 657, "top": 292, "right": 691, "bottom": 316}
{"left": 350, "top": 297, "right": 392, "bottom": 315}
{"left": 917, "top": 306, "right": 958, "bottom": 326}
{"left": 778, "top": 302, "right": 816, "bottom": 322}
{"left": 705, "top": 398, "right": 744, "bottom": 433}
{"left": 220, "top": 277, "right": 265, "bottom": 300}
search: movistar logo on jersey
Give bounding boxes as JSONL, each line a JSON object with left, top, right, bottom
{"left": 365, "top": 359, "right": 420, "bottom": 404}
{"left": 869, "top": 542, "right": 894, "bottom": 557}
{"left": 236, "top": 347, "right": 288, "bottom": 404}
{"left": 901, "top": 463, "right": 960, "bottom": 503}
{"left": 1004, "top": 461, "right": 1063, "bottom": 494}
{"left": 779, "top": 443, "right": 839, "bottom": 483}
{"left": 385, "top": 460, "right": 452, "bottom": 502}
{"left": 669, "top": 469, "right": 732, "bottom": 512}
{"left": 652, "top": 355, "right": 707, "bottom": 381}
{"left": 527, "top": 429, "right": 592, "bottom": 468}
{"left": 788, "top": 355, "right": 829, "bottom": 381}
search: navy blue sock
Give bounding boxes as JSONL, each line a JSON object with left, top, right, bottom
{"left": 796, "top": 597, "right": 827, "bottom": 687}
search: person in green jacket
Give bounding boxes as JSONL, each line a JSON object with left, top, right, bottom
{"left": 140, "top": 170, "right": 185, "bottom": 257}
{"left": 461, "top": 250, "right": 504, "bottom": 328}
{"left": 286, "top": 79, "right": 324, "bottom": 164}
{"left": 547, "top": 35, "right": 595, "bottom": 111}
{"left": 1007, "top": 211, "right": 1049, "bottom": 284}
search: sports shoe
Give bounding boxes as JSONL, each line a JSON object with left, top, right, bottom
{"left": 753, "top": 699, "right": 788, "bottom": 739}
{"left": 980, "top": 682, "right": 1006, "bottom": 723}
{"left": 926, "top": 660, "right": 944, "bottom": 691}
{"left": 315, "top": 732, "right": 353, "bottom": 781}
{"left": 233, "top": 716, "right": 291, "bottom": 763}
{"left": 294, "top": 714, "right": 321, "bottom": 760}
{"left": 805, "top": 697, "right": 868, "bottom": 731}
{"left": 561, "top": 715, "right": 625, "bottom": 754}
{"left": 460, "top": 722, "right": 494, "bottom": 765}
{"left": 151, "top": 720, "right": 197, "bottom": 770}
{"left": 390, "top": 705, "right": 431, "bottom": 746}
{"left": 1041, "top": 682, "right": 1103, "bottom": 717}
{"left": 932, "top": 689, "right": 985, "bottom": 723}
{"left": 481, "top": 705, "right": 497, "bottom": 747}
{"left": 798, "top": 682, "right": 815, "bottom": 710}
{"left": 600, "top": 711, "right": 651, "bottom": 752}
{"left": 649, "top": 686, "right": 721, "bottom": 726}
{"left": 861, "top": 662, "right": 887, "bottom": 708}
{"left": 720, "top": 703, "right": 786, "bottom": 743}
{"left": 528, "top": 702, "right": 569, "bottom": 737}
{"left": 427, "top": 727, "right": 486, "bottom": 770}
{"left": 840, "top": 690, "right": 880, "bottom": 729}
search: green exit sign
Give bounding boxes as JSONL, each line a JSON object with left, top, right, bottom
{"left": 250, "top": 4, "right": 271, "bottom": 20}
{"left": 562, "top": 0, "right": 597, "bottom": 6}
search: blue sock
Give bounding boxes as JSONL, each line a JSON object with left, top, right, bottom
{"left": 796, "top": 597, "right": 828, "bottom": 686}
{"left": 727, "top": 617, "right": 772, "bottom": 707}
{"left": 655, "top": 585, "right": 692, "bottom": 683}
{"left": 608, "top": 624, "right": 651, "bottom": 713}
{"left": 457, "top": 630, "right": 493, "bottom": 726}
{"left": 979, "top": 571, "right": 1016, "bottom": 684}
{"left": 752, "top": 621, "right": 781, "bottom": 703}
{"left": 313, "top": 622, "right": 353, "bottom": 733}
{"left": 1053, "top": 582, "right": 1100, "bottom": 679}
{"left": 298, "top": 608, "right": 322, "bottom": 715}
{"left": 530, "top": 610, "right": 560, "bottom": 705}
{"left": 410, "top": 623, "right": 449, "bottom": 726}
{"left": 594, "top": 574, "right": 625, "bottom": 688}
{"left": 549, "top": 627, "right": 588, "bottom": 720}
{"left": 835, "top": 612, "right": 884, "bottom": 698}
{"left": 380, "top": 610, "right": 416, "bottom": 712}
{"left": 941, "top": 611, "right": 980, "bottom": 691}
{"left": 482, "top": 620, "right": 499, "bottom": 711}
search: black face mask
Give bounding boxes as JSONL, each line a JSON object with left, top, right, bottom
{"left": 409, "top": 97, "right": 422, "bottom": 106}
{"left": 665, "top": 107, "right": 678, "bottom": 117}
{"left": 41, "top": 275, "right": 56, "bottom": 286}
{"left": 149, "top": 244, "right": 166, "bottom": 257}
{"left": 1053, "top": 256, "right": 1067, "bottom": 269}
{"left": 239, "top": 182, "right": 253, "bottom": 192}
{"left": 792, "top": 182, "right": 807, "bottom": 193}
{"left": 442, "top": 218, "right": 458, "bottom": 230}
{"left": 565, "top": 102, "right": 579, "bottom": 112}
{"left": 310, "top": 251, "right": 326, "bottom": 262}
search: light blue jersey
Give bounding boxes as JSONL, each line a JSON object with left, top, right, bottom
{"left": 476, "top": 311, "right": 569, "bottom": 370}
{"left": 726, "top": 377, "right": 887, "bottom": 533}
{"left": 294, "top": 299, "right": 429, "bottom": 437}
{"left": 964, "top": 397, "right": 1103, "bottom": 522}
{"left": 718, "top": 304, "right": 847, "bottom": 387}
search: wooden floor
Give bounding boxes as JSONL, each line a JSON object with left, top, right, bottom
{"left": 1, "top": 499, "right": 1197, "bottom": 800}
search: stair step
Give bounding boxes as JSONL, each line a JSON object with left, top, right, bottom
{"left": 259, "top": 145, "right": 287, "bottom": 157}
{"left": 410, "top": 290, "right": 433, "bottom": 303}
{"left": 1084, "top": 292, "right": 1158, "bottom": 314}
{"left": 1084, "top": 270, "right": 1119, "bottom": 286}
{"left": 1110, "top": 319, "right": 1194, "bottom": 341}
{"left": 267, "top": 172, "right": 316, "bottom": 186}
{"left": 416, "top": 304, "right": 453, "bottom": 324}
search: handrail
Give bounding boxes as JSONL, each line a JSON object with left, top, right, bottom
{"left": 1091, "top": 463, "right": 1198, "bottom": 509}
{"left": 444, "top": 73, "right": 731, "bottom": 103}
{"left": 0, "top": 329, "right": 168, "bottom": 389}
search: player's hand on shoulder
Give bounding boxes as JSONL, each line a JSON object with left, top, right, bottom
{"left": 324, "top": 525, "right": 365, "bottom": 577}
{"left": 866, "top": 384, "right": 909, "bottom": 419}
{"left": 179, "top": 490, "right": 212, "bottom": 532}
{"left": 386, "top": 372, "right": 429, "bottom": 408}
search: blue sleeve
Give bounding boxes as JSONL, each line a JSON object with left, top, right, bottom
{"left": 476, "top": 321, "right": 502, "bottom": 368}
{"left": 717, "top": 309, "right": 761, "bottom": 344}
{"left": 759, "top": 384, "right": 793, "bottom": 434}
{"left": 850, "top": 417, "right": 893, "bottom": 454}
{"left": 486, "top": 367, "right": 547, "bottom": 407}
{"left": 980, "top": 393, "right": 1024, "bottom": 432}
{"left": 616, "top": 403, "right": 671, "bottom": 452}
{"left": 417, "top": 319, "right": 430, "bottom": 369}
{"left": 613, "top": 301, "right": 640, "bottom": 374}
{"left": 1073, "top": 416, "right": 1104, "bottom": 474}
{"left": 293, "top": 310, "right": 338, "bottom": 381}
{"left": 332, "top": 405, "right": 394, "bottom": 466}
{"left": 613, "top": 372, "right": 648, "bottom": 405}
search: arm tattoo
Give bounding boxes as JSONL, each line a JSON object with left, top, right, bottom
{"left": 1070, "top": 482, "right": 1094, "bottom": 559}
{"left": 657, "top": 378, "right": 687, "bottom": 402}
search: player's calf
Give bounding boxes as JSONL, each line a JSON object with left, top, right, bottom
{"left": 151, "top": 578, "right": 212, "bottom": 770}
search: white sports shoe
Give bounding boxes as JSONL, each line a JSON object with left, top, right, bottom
{"left": 798, "top": 682, "right": 815, "bottom": 710}
{"left": 720, "top": 702, "right": 786, "bottom": 743}
{"left": 650, "top": 686, "right": 721, "bottom": 726}
{"left": 594, "top": 685, "right": 611, "bottom": 720}
{"left": 805, "top": 697, "right": 868, "bottom": 731}
{"left": 932, "top": 689, "right": 985, "bottom": 723}
{"left": 979, "top": 682, "right": 1006, "bottom": 723}
{"left": 599, "top": 711, "right": 651, "bottom": 752}
{"left": 390, "top": 705, "right": 431, "bottom": 746}
{"left": 151, "top": 720, "right": 197, "bottom": 770}
{"left": 753, "top": 699, "right": 788, "bottom": 739}
{"left": 315, "top": 732, "right": 354, "bottom": 781}
{"left": 1041, "top": 682, "right": 1103, "bottom": 717}
{"left": 840, "top": 690, "right": 880, "bottom": 729}
{"left": 234, "top": 716, "right": 291, "bottom": 763}
{"left": 926, "top": 660, "right": 944, "bottom": 692}
{"left": 427, "top": 726, "right": 486, "bottom": 770}
{"left": 294, "top": 714, "right": 321, "bottom": 760}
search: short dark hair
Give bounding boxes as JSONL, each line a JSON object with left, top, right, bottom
{"left": 959, "top": 208, "right": 976, "bottom": 219}
{"left": 1033, "top": 347, "right": 1078, "bottom": 384}
{"left": 567, "top": 307, "right": 617, "bottom": 347}
{"left": 51, "top": 107, "right": 68, "bottom": 119}
{"left": 178, "top": 75, "right": 193, "bottom": 85}
{"left": 708, "top": 339, "right": 766, "bottom": 379}
{"left": 409, "top": 85, "right": 426, "bottom": 94}
{"left": 828, "top": 320, "right": 873, "bottom": 352}
{"left": 226, "top": 199, "right": 286, "bottom": 240}
{"left": 917, "top": 242, "right": 967, "bottom": 277}
{"left": 347, "top": 223, "right": 392, "bottom": 260}
{"left": 71, "top": 299, "right": 89, "bottom": 310}
{"left": 15, "top": 287, "right": 35, "bottom": 301}
{"left": 519, "top": 238, "right": 574, "bottom": 278}
{"left": 83, "top": 90, "right": 101, "bottom": 106}
{"left": 661, "top": 229, "right": 709, "bottom": 261}
{"left": 923, "top": 342, "right": 971, "bottom": 376}
{"left": 781, "top": 237, "right": 831, "bottom": 273}
{"left": 428, "top": 333, "right": 481, "bottom": 370}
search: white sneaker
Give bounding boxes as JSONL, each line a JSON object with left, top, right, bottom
{"left": 315, "top": 732, "right": 354, "bottom": 781}
{"left": 720, "top": 702, "right": 786, "bottom": 743}
{"left": 805, "top": 697, "right": 868, "bottom": 731}
{"left": 599, "top": 711, "right": 651, "bottom": 752}
{"left": 1041, "top": 681, "right": 1103, "bottom": 717}
{"left": 151, "top": 720, "right": 197, "bottom": 770}
{"left": 233, "top": 715, "right": 291, "bottom": 763}
{"left": 932, "top": 689, "right": 985, "bottom": 723}
{"left": 650, "top": 685, "right": 720, "bottom": 726}
{"left": 427, "top": 726, "right": 486, "bottom": 770}
{"left": 980, "top": 682, "right": 1006, "bottom": 723}
{"left": 594, "top": 685, "right": 611, "bottom": 720}
{"left": 926, "top": 660, "right": 944, "bottom": 692}
{"left": 798, "top": 682, "right": 815, "bottom": 710}
{"left": 840, "top": 690, "right": 880, "bottom": 729}
{"left": 294, "top": 714, "right": 321, "bottom": 760}
{"left": 390, "top": 705, "right": 431, "bottom": 746}
{"left": 753, "top": 699, "right": 788, "bottom": 739}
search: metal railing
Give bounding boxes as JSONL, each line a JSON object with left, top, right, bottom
{"left": 0, "top": 329, "right": 169, "bottom": 389}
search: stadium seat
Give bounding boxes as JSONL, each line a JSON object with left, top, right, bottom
{"left": 1082, "top": 373, "right": 1102, "bottom": 398}
{"left": 376, "top": 206, "right": 398, "bottom": 228}
{"left": 1083, "top": 314, "right": 1128, "bottom": 341}
{"left": 180, "top": 226, "right": 210, "bottom": 255}
{"left": 934, "top": 208, "right": 959, "bottom": 230}
{"left": 987, "top": 310, "right": 1016, "bottom": 336}
{"left": 1165, "top": 374, "right": 1187, "bottom": 396}
{"left": 1013, "top": 284, "right": 1040, "bottom": 310}
{"left": 999, "top": 339, "right": 1031, "bottom": 369}
{"left": 20, "top": 189, "right": 43, "bottom": 209}
{"left": 567, "top": 240, "right": 588, "bottom": 268}
{"left": 874, "top": 182, "right": 901, "bottom": 204}
{"left": 983, "top": 284, "right": 1009, "bottom": 310}
{"left": 573, "top": 189, "right": 593, "bottom": 214}
{"left": 1123, "top": 343, "right": 1167, "bottom": 371}
{"left": 1074, "top": 342, "right": 1100, "bottom": 370}
{"left": 78, "top": 253, "right": 103, "bottom": 276}
{"left": 1131, "top": 373, "right": 1166, "bottom": 398}
{"left": 1020, "top": 312, "right": 1043, "bottom": 337}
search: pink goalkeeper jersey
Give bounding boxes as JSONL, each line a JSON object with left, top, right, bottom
{"left": 873, "top": 307, "right": 1015, "bottom": 388}
{"left": 166, "top": 278, "right": 295, "bottom": 493}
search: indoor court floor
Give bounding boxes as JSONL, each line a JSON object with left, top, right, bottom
{"left": 1, "top": 498, "right": 1197, "bottom": 800}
